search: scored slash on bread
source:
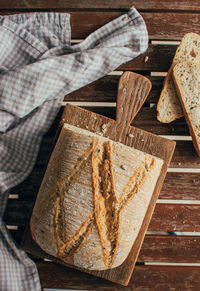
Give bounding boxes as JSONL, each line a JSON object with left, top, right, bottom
{"left": 173, "top": 61, "right": 200, "bottom": 156}
{"left": 157, "top": 32, "right": 200, "bottom": 123}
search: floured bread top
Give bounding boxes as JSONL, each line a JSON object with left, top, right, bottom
{"left": 30, "top": 123, "right": 163, "bottom": 270}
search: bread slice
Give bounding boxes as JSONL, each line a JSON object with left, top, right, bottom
{"left": 157, "top": 33, "right": 200, "bottom": 123}
{"left": 173, "top": 61, "right": 200, "bottom": 156}
{"left": 30, "top": 123, "right": 163, "bottom": 270}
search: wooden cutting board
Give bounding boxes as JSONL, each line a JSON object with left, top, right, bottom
{"left": 21, "top": 71, "right": 175, "bottom": 286}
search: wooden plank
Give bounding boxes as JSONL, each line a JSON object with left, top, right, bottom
{"left": 0, "top": 11, "right": 200, "bottom": 40}
{"left": 4, "top": 199, "right": 35, "bottom": 226}
{"left": 7, "top": 226, "right": 25, "bottom": 245}
{"left": 83, "top": 107, "right": 191, "bottom": 137}
{"left": 118, "top": 44, "right": 176, "bottom": 72}
{"left": 1, "top": 0, "right": 200, "bottom": 11}
{"left": 132, "top": 108, "right": 189, "bottom": 135}
{"left": 75, "top": 107, "right": 189, "bottom": 136}
{"left": 65, "top": 75, "right": 165, "bottom": 103}
{"left": 14, "top": 232, "right": 200, "bottom": 264}
{"left": 170, "top": 141, "right": 200, "bottom": 168}
{"left": 130, "top": 265, "right": 200, "bottom": 291}
{"left": 11, "top": 232, "right": 200, "bottom": 263}
{"left": 11, "top": 167, "right": 45, "bottom": 198}
{"left": 138, "top": 235, "right": 200, "bottom": 263}
{"left": 68, "top": 12, "right": 200, "bottom": 40}
{"left": 37, "top": 262, "right": 200, "bottom": 290}
{"left": 11, "top": 172, "right": 200, "bottom": 201}
{"left": 149, "top": 204, "right": 200, "bottom": 232}
{"left": 4, "top": 200, "right": 200, "bottom": 232}
{"left": 160, "top": 172, "right": 200, "bottom": 200}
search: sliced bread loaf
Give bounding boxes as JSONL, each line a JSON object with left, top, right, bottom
{"left": 173, "top": 61, "right": 200, "bottom": 156}
{"left": 157, "top": 33, "right": 200, "bottom": 123}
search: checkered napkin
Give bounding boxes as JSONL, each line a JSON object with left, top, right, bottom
{"left": 0, "top": 8, "right": 148, "bottom": 290}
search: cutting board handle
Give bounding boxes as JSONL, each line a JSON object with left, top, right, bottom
{"left": 110, "top": 71, "right": 152, "bottom": 141}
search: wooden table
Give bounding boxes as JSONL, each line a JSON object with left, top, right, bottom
{"left": 3, "top": 1, "right": 200, "bottom": 290}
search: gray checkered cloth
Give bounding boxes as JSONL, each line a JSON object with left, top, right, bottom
{"left": 0, "top": 7, "right": 148, "bottom": 290}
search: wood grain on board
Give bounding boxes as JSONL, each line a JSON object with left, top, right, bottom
{"left": 20, "top": 72, "right": 175, "bottom": 285}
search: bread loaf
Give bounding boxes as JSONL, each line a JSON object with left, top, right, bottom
{"left": 173, "top": 61, "right": 200, "bottom": 156}
{"left": 30, "top": 123, "right": 163, "bottom": 270}
{"left": 157, "top": 33, "right": 200, "bottom": 123}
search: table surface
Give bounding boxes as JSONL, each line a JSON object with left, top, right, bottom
{"left": 3, "top": 1, "right": 200, "bottom": 290}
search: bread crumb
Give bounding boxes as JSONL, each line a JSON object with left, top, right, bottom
{"left": 96, "top": 132, "right": 103, "bottom": 136}
{"left": 120, "top": 165, "right": 126, "bottom": 170}
{"left": 101, "top": 123, "right": 107, "bottom": 134}
{"left": 128, "top": 133, "right": 134, "bottom": 138}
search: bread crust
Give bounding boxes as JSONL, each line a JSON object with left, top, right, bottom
{"left": 30, "top": 124, "right": 163, "bottom": 270}
{"left": 173, "top": 61, "right": 200, "bottom": 156}
{"left": 157, "top": 32, "right": 200, "bottom": 123}
{"left": 157, "top": 66, "right": 183, "bottom": 123}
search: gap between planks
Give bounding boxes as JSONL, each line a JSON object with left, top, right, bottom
{"left": 72, "top": 39, "right": 181, "bottom": 46}
{"left": 145, "top": 262, "right": 200, "bottom": 266}
{"left": 7, "top": 226, "right": 200, "bottom": 237}
{"left": 42, "top": 258, "right": 200, "bottom": 267}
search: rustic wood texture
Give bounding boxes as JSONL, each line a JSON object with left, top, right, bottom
{"left": 118, "top": 44, "right": 177, "bottom": 72}
{"left": 1, "top": 0, "right": 200, "bottom": 11}
{"left": 37, "top": 262, "right": 200, "bottom": 290}
{"left": 2, "top": 1, "right": 200, "bottom": 290}
{"left": 10, "top": 171, "right": 200, "bottom": 201}
{"left": 66, "top": 12, "right": 200, "bottom": 40}
{"left": 149, "top": 204, "right": 200, "bottom": 232}
{"left": 1, "top": 11, "right": 200, "bottom": 40}
{"left": 8, "top": 227, "right": 200, "bottom": 263}
{"left": 138, "top": 235, "right": 200, "bottom": 263}
{"left": 5, "top": 200, "right": 200, "bottom": 231}
{"left": 21, "top": 72, "right": 175, "bottom": 286}
{"left": 160, "top": 172, "right": 200, "bottom": 200}
{"left": 75, "top": 107, "right": 189, "bottom": 136}
{"left": 65, "top": 75, "right": 166, "bottom": 103}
